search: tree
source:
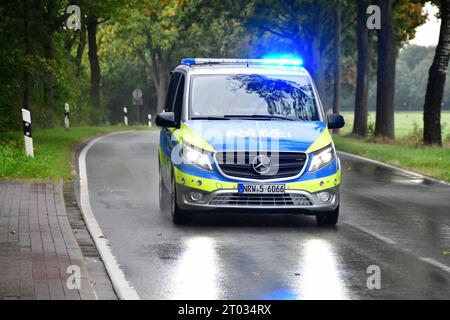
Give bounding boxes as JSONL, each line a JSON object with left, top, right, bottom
{"left": 375, "top": 0, "right": 397, "bottom": 139}
{"left": 245, "top": 0, "right": 337, "bottom": 110}
{"left": 108, "top": 0, "right": 249, "bottom": 114}
{"left": 87, "top": 16, "right": 101, "bottom": 110}
{"left": 22, "top": 0, "right": 30, "bottom": 111}
{"left": 353, "top": 0, "right": 372, "bottom": 137}
{"left": 374, "top": 1, "right": 427, "bottom": 139}
{"left": 83, "top": 0, "right": 123, "bottom": 116}
{"left": 333, "top": 0, "right": 342, "bottom": 121}
{"left": 42, "top": 0, "right": 65, "bottom": 115}
{"left": 424, "top": 0, "right": 450, "bottom": 146}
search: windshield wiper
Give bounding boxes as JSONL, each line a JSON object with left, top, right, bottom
{"left": 223, "top": 114, "right": 295, "bottom": 121}
{"left": 190, "top": 116, "right": 230, "bottom": 120}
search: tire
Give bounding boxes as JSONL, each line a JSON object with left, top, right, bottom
{"left": 158, "top": 168, "right": 169, "bottom": 211}
{"left": 316, "top": 206, "right": 339, "bottom": 226}
{"left": 170, "top": 173, "right": 191, "bottom": 225}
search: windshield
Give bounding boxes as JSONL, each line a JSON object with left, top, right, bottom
{"left": 189, "top": 73, "right": 320, "bottom": 121}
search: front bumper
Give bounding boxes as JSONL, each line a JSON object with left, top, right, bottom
{"left": 176, "top": 184, "right": 340, "bottom": 213}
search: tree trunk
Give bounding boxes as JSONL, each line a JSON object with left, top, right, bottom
{"left": 43, "top": 0, "right": 55, "bottom": 120}
{"left": 353, "top": 0, "right": 372, "bottom": 137}
{"left": 87, "top": 16, "right": 101, "bottom": 110}
{"left": 423, "top": 0, "right": 450, "bottom": 146}
{"left": 332, "top": 0, "right": 341, "bottom": 133}
{"left": 76, "top": 27, "right": 86, "bottom": 78}
{"left": 375, "top": 0, "right": 396, "bottom": 139}
{"left": 137, "top": 48, "right": 170, "bottom": 114}
{"left": 311, "top": 37, "right": 327, "bottom": 112}
{"left": 22, "top": 0, "right": 30, "bottom": 110}
{"left": 43, "top": 36, "right": 54, "bottom": 119}
{"left": 155, "top": 57, "right": 169, "bottom": 113}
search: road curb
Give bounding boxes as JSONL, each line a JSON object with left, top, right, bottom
{"left": 77, "top": 132, "right": 140, "bottom": 300}
{"left": 62, "top": 179, "right": 117, "bottom": 300}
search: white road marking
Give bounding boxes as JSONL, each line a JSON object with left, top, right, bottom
{"left": 419, "top": 257, "right": 450, "bottom": 274}
{"left": 338, "top": 151, "right": 450, "bottom": 187}
{"left": 79, "top": 132, "right": 140, "bottom": 300}
{"left": 348, "top": 223, "right": 396, "bottom": 245}
{"left": 349, "top": 223, "right": 450, "bottom": 275}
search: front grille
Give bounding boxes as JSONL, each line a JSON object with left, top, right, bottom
{"left": 215, "top": 151, "right": 307, "bottom": 180}
{"left": 208, "top": 193, "right": 313, "bottom": 207}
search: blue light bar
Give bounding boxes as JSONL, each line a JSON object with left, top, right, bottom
{"left": 180, "top": 58, "right": 303, "bottom": 67}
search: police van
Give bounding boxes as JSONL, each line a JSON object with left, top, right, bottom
{"left": 156, "top": 58, "right": 345, "bottom": 225}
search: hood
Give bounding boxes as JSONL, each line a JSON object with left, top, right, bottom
{"left": 182, "top": 120, "right": 327, "bottom": 153}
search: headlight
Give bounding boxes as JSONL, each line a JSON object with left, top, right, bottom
{"left": 181, "top": 143, "right": 213, "bottom": 171}
{"left": 308, "top": 144, "right": 336, "bottom": 172}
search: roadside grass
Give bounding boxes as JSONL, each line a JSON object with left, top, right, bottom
{"left": 0, "top": 126, "right": 155, "bottom": 181}
{"left": 334, "top": 111, "right": 450, "bottom": 182}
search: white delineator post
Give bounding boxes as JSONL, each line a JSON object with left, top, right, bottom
{"left": 148, "top": 114, "right": 152, "bottom": 127}
{"left": 64, "top": 103, "right": 70, "bottom": 130}
{"left": 21, "top": 109, "right": 34, "bottom": 157}
{"left": 123, "top": 106, "right": 128, "bottom": 126}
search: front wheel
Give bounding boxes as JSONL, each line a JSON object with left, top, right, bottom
{"left": 316, "top": 206, "right": 339, "bottom": 226}
{"left": 170, "top": 173, "right": 191, "bottom": 225}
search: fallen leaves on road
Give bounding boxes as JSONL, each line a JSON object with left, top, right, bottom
{"left": 9, "top": 229, "right": 16, "bottom": 235}
{"left": 251, "top": 272, "right": 261, "bottom": 278}
{"left": 443, "top": 251, "right": 450, "bottom": 256}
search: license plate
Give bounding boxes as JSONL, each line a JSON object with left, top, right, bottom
{"left": 238, "top": 184, "right": 285, "bottom": 194}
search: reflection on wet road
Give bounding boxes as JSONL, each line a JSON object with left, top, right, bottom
{"left": 84, "top": 131, "right": 450, "bottom": 299}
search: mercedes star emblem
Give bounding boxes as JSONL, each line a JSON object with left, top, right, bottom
{"left": 252, "top": 154, "right": 271, "bottom": 174}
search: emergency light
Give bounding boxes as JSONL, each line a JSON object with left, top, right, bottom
{"left": 180, "top": 58, "right": 304, "bottom": 67}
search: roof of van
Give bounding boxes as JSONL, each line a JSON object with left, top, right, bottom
{"left": 175, "top": 63, "right": 310, "bottom": 76}
{"left": 174, "top": 58, "right": 310, "bottom": 76}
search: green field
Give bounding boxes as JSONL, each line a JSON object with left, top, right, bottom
{"left": 339, "top": 111, "right": 450, "bottom": 138}
{"left": 0, "top": 126, "right": 153, "bottom": 181}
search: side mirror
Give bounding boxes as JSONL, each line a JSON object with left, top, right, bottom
{"left": 327, "top": 113, "right": 345, "bottom": 129}
{"left": 155, "top": 112, "right": 176, "bottom": 128}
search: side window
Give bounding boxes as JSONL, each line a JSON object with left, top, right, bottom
{"left": 165, "top": 72, "right": 180, "bottom": 112}
{"left": 173, "top": 74, "right": 185, "bottom": 126}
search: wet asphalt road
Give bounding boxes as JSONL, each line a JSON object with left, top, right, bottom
{"left": 84, "top": 131, "right": 450, "bottom": 299}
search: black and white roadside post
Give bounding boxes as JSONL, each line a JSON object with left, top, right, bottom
{"left": 132, "top": 89, "right": 143, "bottom": 125}
{"left": 21, "top": 108, "right": 34, "bottom": 157}
{"left": 148, "top": 114, "right": 152, "bottom": 127}
{"left": 123, "top": 106, "right": 128, "bottom": 126}
{"left": 64, "top": 103, "right": 70, "bottom": 130}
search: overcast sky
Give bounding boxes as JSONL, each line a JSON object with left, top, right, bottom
{"left": 410, "top": 2, "right": 441, "bottom": 47}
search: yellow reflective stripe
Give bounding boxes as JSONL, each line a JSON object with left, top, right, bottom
{"left": 306, "top": 127, "right": 332, "bottom": 153}
{"left": 158, "top": 146, "right": 171, "bottom": 175}
{"left": 174, "top": 167, "right": 237, "bottom": 192}
{"left": 286, "top": 169, "right": 340, "bottom": 192}
{"left": 171, "top": 123, "right": 215, "bottom": 152}
{"left": 174, "top": 167, "right": 340, "bottom": 193}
